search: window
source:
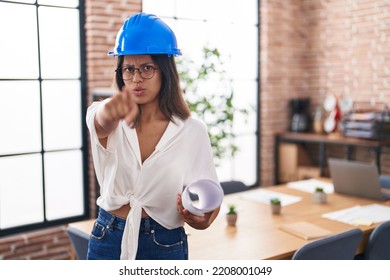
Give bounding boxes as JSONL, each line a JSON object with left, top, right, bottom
{"left": 143, "top": 0, "right": 259, "bottom": 186}
{"left": 0, "top": 0, "right": 88, "bottom": 236}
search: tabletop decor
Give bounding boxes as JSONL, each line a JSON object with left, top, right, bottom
{"left": 270, "top": 198, "right": 281, "bottom": 214}
{"left": 312, "top": 186, "right": 327, "bottom": 204}
{"left": 226, "top": 204, "right": 238, "bottom": 226}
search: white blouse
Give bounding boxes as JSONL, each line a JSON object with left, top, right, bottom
{"left": 86, "top": 102, "right": 219, "bottom": 260}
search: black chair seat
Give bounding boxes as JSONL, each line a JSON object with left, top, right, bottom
{"left": 362, "top": 220, "right": 390, "bottom": 260}
{"left": 220, "top": 180, "right": 248, "bottom": 195}
{"left": 292, "top": 228, "right": 363, "bottom": 260}
{"left": 67, "top": 226, "right": 90, "bottom": 260}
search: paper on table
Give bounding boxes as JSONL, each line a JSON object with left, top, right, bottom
{"left": 240, "top": 189, "right": 302, "bottom": 206}
{"left": 322, "top": 204, "right": 390, "bottom": 225}
{"left": 181, "top": 179, "right": 224, "bottom": 216}
{"left": 287, "top": 179, "right": 334, "bottom": 193}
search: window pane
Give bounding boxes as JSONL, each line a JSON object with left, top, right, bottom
{"left": 216, "top": 158, "right": 233, "bottom": 183}
{"left": 230, "top": 25, "right": 258, "bottom": 80}
{"left": 232, "top": 134, "right": 257, "bottom": 186}
{"left": 0, "top": 154, "right": 44, "bottom": 229}
{"left": 235, "top": 0, "right": 258, "bottom": 24}
{"left": 44, "top": 150, "right": 84, "bottom": 220}
{"left": 211, "top": 0, "right": 258, "bottom": 24}
{"left": 38, "top": 0, "right": 79, "bottom": 8}
{"left": 142, "top": 0, "right": 176, "bottom": 18}
{"left": 173, "top": 20, "right": 208, "bottom": 63}
{"left": 213, "top": 139, "right": 257, "bottom": 185}
{"left": 174, "top": 21, "right": 258, "bottom": 80}
{"left": 42, "top": 80, "right": 82, "bottom": 151}
{"left": 175, "top": 0, "right": 257, "bottom": 24}
{"left": 38, "top": 6, "right": 80, "bottom": 79}
{"left": 0, "top": 3, "right": 39, "bottom": 79}
{"left": 232, "top": 80, "right": 258, "bottom": 135}
{"left": 0, "top": 81, "right": 41, "bottom": 155}
{"left": 176, "top": 0, "right": 208, "bottom": 20}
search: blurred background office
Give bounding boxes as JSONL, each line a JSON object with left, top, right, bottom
{"left": 1, "top": 0, "right": 390, "bottom": 259}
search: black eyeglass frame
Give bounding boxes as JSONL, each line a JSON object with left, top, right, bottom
{"left": 115, "top": 65, "right": 159, "bottom": 81}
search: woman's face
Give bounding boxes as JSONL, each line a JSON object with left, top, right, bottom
{"left": 122, "top": 54, "right": 162, "bottom": 106}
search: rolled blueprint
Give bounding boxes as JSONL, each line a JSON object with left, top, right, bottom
{"left": 181, "top": 179, "right": 224, "bottom": 216}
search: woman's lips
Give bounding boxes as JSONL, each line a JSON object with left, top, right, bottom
{"left": 133, "top": 87, "right": 145, "bottom": 96}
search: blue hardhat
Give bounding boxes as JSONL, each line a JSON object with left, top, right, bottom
{"left": 108, "top": 13, "right": 181, "bottom": 56}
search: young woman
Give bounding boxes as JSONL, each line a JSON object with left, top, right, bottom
{"left": 86, "top": 13, "right": 220, "bottom": 260}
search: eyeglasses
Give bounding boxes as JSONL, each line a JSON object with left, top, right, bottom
{"left": 116, "top": 64, "right": 159, "bottom": 80}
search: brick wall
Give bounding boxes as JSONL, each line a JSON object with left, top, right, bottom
{"left": 2, "top": 0, "right": 390, "bottom": 259}
{"left": 260, "top": 0, "right": 308, "bottom": 184}
{"left": 0, "top": 226, "right": 71, "bottom": 260}
{"left": 260, "top": 0, "right": 390, "bottom": 185}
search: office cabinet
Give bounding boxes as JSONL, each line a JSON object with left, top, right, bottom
{"left": 278, "top": 143, "right": 314, "bottom": 183}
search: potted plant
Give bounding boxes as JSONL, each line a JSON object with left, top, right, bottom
{"left": 312, "top": 186, "right": 327, "bottom": 204}
{"left": 270, "top": 198, "right": 281, "bottom": 215}
{"left": 226, "top": 204, "right": 238, "bottom": 226}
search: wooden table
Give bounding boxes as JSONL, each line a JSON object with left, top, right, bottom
{"left": 68, "top": 180, "right": 390, "bottom": 260}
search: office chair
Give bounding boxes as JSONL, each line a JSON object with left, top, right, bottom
{"left": 66, "top": 226, "right": 90, "bottom": 260}
{"left": 379, "top": 175, "right": 390, "bottom": 190}
{"left": 220, "top": 180, "right": 248, "bottom": 195}
{"left": 292, "top": 228, "right": 363, "bottom": 260}
{"left": 189, "top": 180, "right": 248, "bottom": 200}
{"left": 362, "top": 220, "right": 390, "bottom": 260}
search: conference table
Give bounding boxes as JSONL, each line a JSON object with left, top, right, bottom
{"left": 68, "top": 179, "right": 390, "bottom": 260}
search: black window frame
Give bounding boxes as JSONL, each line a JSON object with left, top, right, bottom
{"left": 0, "top": 0, "right": 89, "bottom": 237}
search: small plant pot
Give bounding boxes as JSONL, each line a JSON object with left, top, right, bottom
{"left": 271, "top": 204, "right": 281, "bottom": 215}
{"left": 312, "top": 192, "right": 327, "bottom": 204}
{"left": 226, "top": 213, "right": 237, "bottom": 226}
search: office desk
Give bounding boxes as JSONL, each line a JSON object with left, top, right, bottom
{"left": 68, "top": 181, "right": 390, "bottom": 260}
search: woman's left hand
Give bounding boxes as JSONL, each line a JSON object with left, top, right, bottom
{"left": 177, "top": 193, "right": 220, "bottom": 230}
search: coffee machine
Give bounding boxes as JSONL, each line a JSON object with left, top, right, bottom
{"left": 289, "top": 98, "right": 311, "bottom": 132}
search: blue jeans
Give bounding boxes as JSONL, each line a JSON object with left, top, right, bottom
{"left": 87, "top": 208, "right": 188, "bottom": 260}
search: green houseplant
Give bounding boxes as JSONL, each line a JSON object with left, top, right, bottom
{"left": 270, "top": 198, "right": 281, "bottom": 205}
{"left": 176, "top": 46, "right": 251, "bottom": 165}
{"left": 226, "top": 204, "right": 238, "bottom": 226}
{"left": 270, "top": 198, "right": 281, "bottom": 215}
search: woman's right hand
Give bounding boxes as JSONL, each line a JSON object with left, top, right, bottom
{"left": 94, "top": 87, "right": 139, "bottom": 138}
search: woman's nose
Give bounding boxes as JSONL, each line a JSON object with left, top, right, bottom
{"left": 132, "top": 70, "right": 143, "bottom": 82}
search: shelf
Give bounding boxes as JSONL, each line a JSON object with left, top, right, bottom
{"left": 274, "top": 132, "right": 390, "bottom": 184}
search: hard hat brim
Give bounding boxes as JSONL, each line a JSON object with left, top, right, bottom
{"left": 107, "top": 49, "right": 182, "bottom": 56}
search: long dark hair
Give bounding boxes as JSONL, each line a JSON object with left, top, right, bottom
{"left": 115, "top": 55, "right": 191, "bottom": 126}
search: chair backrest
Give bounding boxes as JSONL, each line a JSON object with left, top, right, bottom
{"left": 189, "top": 180, "right": 248, "bottom": 200}
{"left": 379, "top": 175, "right": 390, "bottom": 190}
{"left": 67, "top": 226, "right": 90, "bottom": 260}
{"left": 220, "top": 181, "right": 247, "bottom": 195}
{"left": 363, "top": 220, "right": 390, "bottom": 260}
{"left": 292, "top": 228, "right": 363, "bottom": 260}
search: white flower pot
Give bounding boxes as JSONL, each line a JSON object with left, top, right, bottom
{"left": 271, "top": 204, "right": 281, "bottom": 215}
{"left": 312, "top": 192, "right": 327, "bottom": 204}
{"left": 226, "top": 214, "right": 237, "bottom": 226}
